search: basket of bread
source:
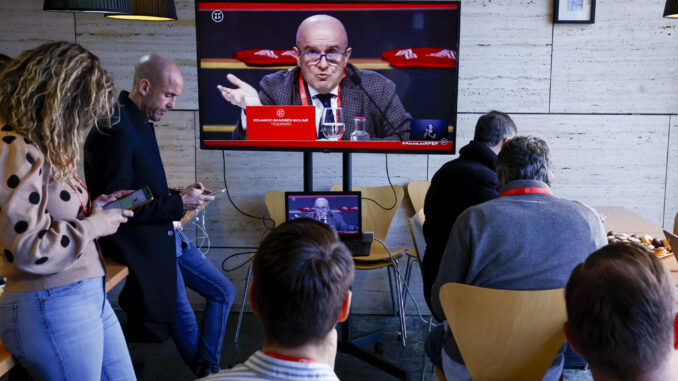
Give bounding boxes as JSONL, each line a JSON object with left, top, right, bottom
{"left": 606, "top": 232, "right": 673, "bottom": 258}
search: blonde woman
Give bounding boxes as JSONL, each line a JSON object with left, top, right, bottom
{"left": 0, "top": 42, "right": 136, "bottom": 380}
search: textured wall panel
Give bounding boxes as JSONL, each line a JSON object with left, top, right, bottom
{"left": 155, "top": 110, "right": 196, "bottom": 189}
{"left": 551, "top": 0, "right": 678, "bottom": 113}
{"left": 512, "top": 114, "right": 668, "bottom": 226}
{"left": 665, "top": 116, "right": 678, "bottom": 232}
{"left": 0, "top": 1, "right": 75, "bottom": 56}
{"left": 74, "top": 0, "right": 198, "bottom": 109}
{"left": 458, "top": 0, "right": 552, "bottom": 113}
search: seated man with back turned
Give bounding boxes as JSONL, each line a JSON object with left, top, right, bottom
{"left": 564, "top": 242, "right": 678, "bottom": 381}
{"left": 217, "top": 14, "right": 411, "bottom": 141}
{"left": 422, "top": 110, "right": 516, "bottom": 316}
{"left": 202, "top": 218, "right": 354, "bottom": 380}
{"left": 429, "top": 136, "right": 607, "bottom": 380}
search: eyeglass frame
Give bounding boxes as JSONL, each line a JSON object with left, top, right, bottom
{"left": 297, "top": 48, "right": 350, "bottom": 65}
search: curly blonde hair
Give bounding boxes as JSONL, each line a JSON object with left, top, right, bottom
{"left": 0, "top": 42, "right": 116, "bottom": 182}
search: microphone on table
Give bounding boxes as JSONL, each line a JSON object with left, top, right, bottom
{"left": 345, "top": 66, "right": 404, "bottom": 141}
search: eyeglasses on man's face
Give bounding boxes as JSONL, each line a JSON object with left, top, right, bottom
{"left": 298, "top": 49, "right": 348, "bottom": 65}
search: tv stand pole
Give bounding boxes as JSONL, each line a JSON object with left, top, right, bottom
{"left": 303, "top": 152, "right": 408, "bottom": 381}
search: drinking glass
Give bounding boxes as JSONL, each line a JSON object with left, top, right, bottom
{"left": 321, "top": 107, "right": 345, "bottom": 141}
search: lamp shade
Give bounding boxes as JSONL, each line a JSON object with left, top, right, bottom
{"left": 665, "top": 0, "right": 678, "bottom": 18}
{"left": 106, "top": 0, "right": 177, "bottom": 21}
{"left": 44, "top": 0, "right": 133, "bottom": 14}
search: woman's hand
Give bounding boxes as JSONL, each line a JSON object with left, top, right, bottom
{"left": 89, "top": 207, "right": 133, "bottom": 237}
{"left": 92, "top": 190, "right": 135, "bottom": 208}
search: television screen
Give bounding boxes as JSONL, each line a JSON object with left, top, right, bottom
{"left": 195, "top": 1, "right": 460, "bottom": 154}
{"left": 285, "top": 191, "right": 361, "bottom": 237}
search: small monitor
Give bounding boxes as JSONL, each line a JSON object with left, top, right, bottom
{"left": 285, "top": 191, "right": 361, "bottom": 239}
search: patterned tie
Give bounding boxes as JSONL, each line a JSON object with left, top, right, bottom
{"left": 316, "top": 94, "right": 333, "bottom": 139}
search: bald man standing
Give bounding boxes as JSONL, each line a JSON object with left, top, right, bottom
{"left": 218, "top": 14, "right": 411, "bottom": 141}
{"left": 85, "top": 53, "right": 235, "bottom": 377}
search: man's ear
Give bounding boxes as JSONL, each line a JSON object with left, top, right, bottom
{"left": 337, "top": 290, "right": 352, "bottom": 323}
{"left": 674, "top": 313, "right": 678, "bottom": 350}
{"left": 563, "top": 322, "right": 581, "bottom": 354}
{"left": 248, "top": 281, "right": 259, "bottom": 315}
{"left": 138, "top": 79, "right": 150, "bottom": 96}
{"left": 293, "top": 46, "right": 301, "bottom": 67}
{"left": 345, "top": 47, "right": 352, "bottom": 60}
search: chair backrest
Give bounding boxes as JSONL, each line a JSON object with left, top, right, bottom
{"left": 408, "top": 209, "right": 426, "bottom": 262}
{"left": 264, "top": 190, "right": 286, "bottom": 228}
{"left": 407, "top": 180, "right": 431, "bottom": 212}
{"left": 674, "top": 211, "right": 678, "bottom": 235}
{"left": 439, "top": 283, "right": 567, "bottom": 381}
{"left": 331, "top": 184, "right": 404, "bottom": 241}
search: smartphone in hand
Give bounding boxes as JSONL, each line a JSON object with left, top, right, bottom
{"left": 103, "top": 186, "right": 154, "bottom": 210}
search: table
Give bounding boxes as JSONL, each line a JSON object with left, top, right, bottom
{"left": 594, "top": 206, "right": 678, "bottom": 285}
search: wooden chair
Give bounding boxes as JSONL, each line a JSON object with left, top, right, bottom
{"left": 407, "top": 180, "right": 431, "bottom": 212}
{"left": 403, "top": 181, "right": 430, "bottom": 299}
{"left": 331, "top": 184, "right": 408, "bottom": 345}
{"left": 438, "top": 283, "right": 567, "bottom": 381}
{"left": 234, "top": 190, "right": 285, "bottom": 345}
{"left": 674, "top": 211, "right": 678, "bottom": 235}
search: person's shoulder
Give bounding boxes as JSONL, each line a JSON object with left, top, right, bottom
{"left": 260, "top": 67, "right": 298, "bottom": 87}
{"left": 432, "top": 156, "right": 496, "bottom": 184}
{"left": 557, "top": 198, "right": 601, "bottom": 220}
{"left": 356, "top": 67, "right": 394, "bottom": 88}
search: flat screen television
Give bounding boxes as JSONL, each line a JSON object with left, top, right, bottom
{"left": 195, "top": 1, "right": 460, "bottom": 154}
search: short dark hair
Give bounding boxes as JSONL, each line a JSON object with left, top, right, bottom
{"left": 495, "top": 135, "right": 552, "bottom": 185}
{"left": 565, "top": 243, "right": 676, "bottom": 379}
{"left": 253, "top": 218, "right": 354, "bottom": 348}
{"left": 473, "top": 110, "right": 517, "bottom": 145}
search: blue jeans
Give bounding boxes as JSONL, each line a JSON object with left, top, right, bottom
{"left": 170, "top": 238, "right": 235, "bottom": 371}
{"left": 0, "top": 277, "right": 135, "bottom": 380}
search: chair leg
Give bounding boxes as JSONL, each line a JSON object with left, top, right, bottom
{"left": 234, "top": 262, "right": 253, "bottom": 346}
{"left": 392, "top": 262, "right": 407, "bottom": 347}
{"left": 402, "top": 256, "right": 414, "bottom": 311}
{"left": 420, "top": 315, "right": 433, "bottom": 381}
{"left": 387, "top": 266, "right": 397, "bottom": 317}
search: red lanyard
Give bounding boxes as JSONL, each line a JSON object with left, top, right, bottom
{"left": 64, "top": 159, "right": 92, "bottom": 216}
{"left": 499, "top": 187, "right": 553, "bottom": 198}
{"left": 298, "top": 72, "right": 342, "bottom": 107}
{"left": 264, "top": 351, "right": 314, "bottom": 363}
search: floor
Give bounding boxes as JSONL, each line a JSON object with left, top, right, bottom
{"left": 122, "top": 312, "right": 594, "bottom": 381}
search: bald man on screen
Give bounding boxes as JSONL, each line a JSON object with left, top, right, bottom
{"left": 217, "top": 14, "right": 411, "bottom": 141}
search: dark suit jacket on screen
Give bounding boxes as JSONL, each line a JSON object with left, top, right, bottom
{"left": 314, "top": 212, "right": 348, "bottom": 232}
{"left": 233, "top": 63, "right": 411, "bottom": 140}
{"left": 84, "top": 91, "right": 185, "bottom": 323}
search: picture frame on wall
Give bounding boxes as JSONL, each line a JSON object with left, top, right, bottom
{"left": 554, "top": 0, "right": 596, "bottom": 24}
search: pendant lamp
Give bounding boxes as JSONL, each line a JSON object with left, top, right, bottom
{"left": 43, "top": 0, "right": 133, "bottom": 14}
{"left": 106, "top": 0, "right": 177, "bottom": 21}
{"left": 665, "top": 0, "right": 678, "bottom": 18}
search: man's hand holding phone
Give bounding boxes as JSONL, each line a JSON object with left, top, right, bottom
{"left": 181, "top": 182, "right": 215, "bottom": 210}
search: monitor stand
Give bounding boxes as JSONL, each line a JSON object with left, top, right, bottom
{"left": 303, "top": 152, "right": 408, "bottom": 381}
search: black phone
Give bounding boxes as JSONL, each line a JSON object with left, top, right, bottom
{"left": 102, "top": 186, "right": 153, "bottom": 210}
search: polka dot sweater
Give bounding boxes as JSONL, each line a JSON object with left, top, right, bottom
{"left": 0, "top": 126, "right": 108, "bottom": 292}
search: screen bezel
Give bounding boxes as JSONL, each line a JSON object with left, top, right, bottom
{"left": 194, "top": 0, "right": 460, "bottom": 154}
{"left": 284, "top": 191, "right": 362, "bottom": 239}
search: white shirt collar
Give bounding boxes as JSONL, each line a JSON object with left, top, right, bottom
{"left": 308, "top": 85, "right": 339, "bottom": 99}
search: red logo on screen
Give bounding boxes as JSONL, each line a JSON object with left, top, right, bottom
{"left": 246, "top": 106, "right": 316, "bottom": 141}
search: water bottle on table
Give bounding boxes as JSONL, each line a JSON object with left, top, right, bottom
{"left": 350, "top": 116, "right": 370, "bottom": 141}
